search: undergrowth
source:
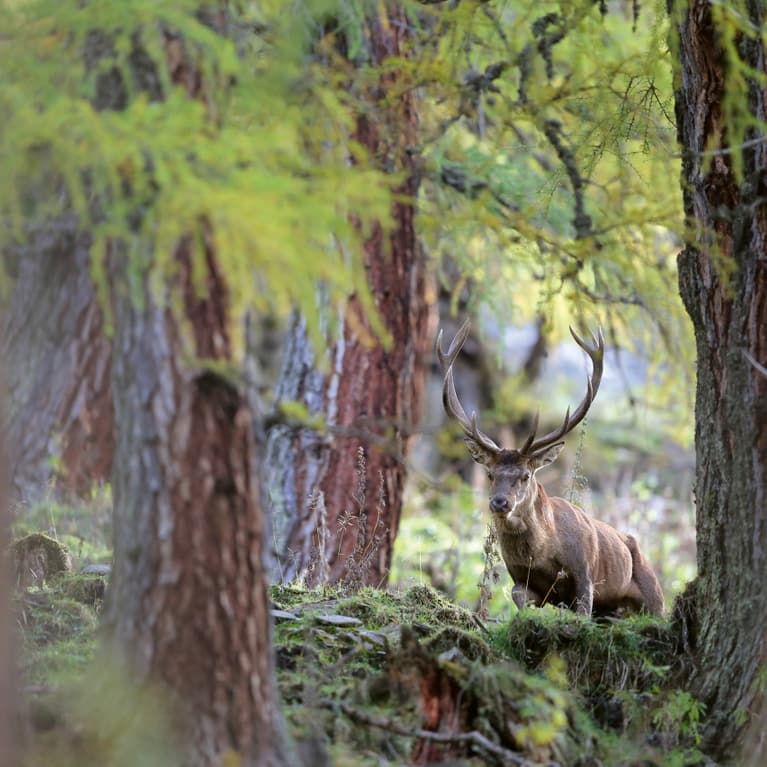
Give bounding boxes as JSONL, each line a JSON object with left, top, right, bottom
{"left": 12, "top": 458, "right": 707, "bottom": 767}
{"left": 15, "top": 554, "right": 710, "bottom": 766}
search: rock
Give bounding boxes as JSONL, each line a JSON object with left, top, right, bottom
{"left": 81, "top": 564, "right": 111, "bottom": 576}
{"left": 316, "top": 614, "right": 363, "bottom": 627}
{"left": 271, "top": 609, "right": 300, "bottom": 622}
{"left": 358, "top": 630, "right": 388, "bottom": 649}
{"left": 12, "top": 534, "right": 71, "bottom": 589}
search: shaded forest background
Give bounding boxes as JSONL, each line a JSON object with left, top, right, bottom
{"left": 1, "top": 0, "right": 766, "bottom": 766}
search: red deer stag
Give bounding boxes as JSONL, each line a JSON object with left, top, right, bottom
{"left": 437, "top": 320, "right": 664, "bottom": 616}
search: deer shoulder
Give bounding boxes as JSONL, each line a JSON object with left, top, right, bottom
{"left": 437, "top": 320, "right": 664, "bottom": 617}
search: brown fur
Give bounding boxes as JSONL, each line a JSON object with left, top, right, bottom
{"left": 480, "top": 447, "right": 665, "bottom": 617}
{"left": 438, "top": 319, "right": 664, "bottom": 617}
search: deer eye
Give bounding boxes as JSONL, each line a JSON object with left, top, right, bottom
{"left": 522, "top": 473, "right": 531, "bottom": 482}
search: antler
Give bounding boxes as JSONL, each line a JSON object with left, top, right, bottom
{"left": 521, "top": 326, "right": 605, "bottom": 457}
{"left": 437, "top": 319, "right": 501, "bottom": 455}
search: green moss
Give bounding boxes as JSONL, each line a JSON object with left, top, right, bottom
{"left": 425, "top": 626, "right": 491, "bottom": 662}
{"left": 466, "top": 661, "right": 575, "bottom": 759}
{"left": 18, "top": 572, "right": 103, "bottom": 687}
{"left": 20, "top": 593, "right": 97, "bottom": 645}
{"left": 271, "top": 583, "right": 478, "bottom": 634}
{"left": 334, "top": 588, "right": 401, "bottom": 627}
{"left": 12, "top": 533, "right": 72, "bottom": 587}
{"left": 19, "top": 574, "right": 704, "bottom": 766}
{"left": 492, "top": 605, "right": 673, "bottom": 694}
{"left": 19, "top": 590, "right": 98, "bottom": 686}
{"left": 55, "top": 573, "right": 108, "bottom": 606}
{"left": 400, "top": 584, "right": 479, "bottom": 630}
{"left": 271, "top": 583, "right": 335, "bottom": 609}
{"left": 23, "top": 635, "right": 98, "bottom": 687}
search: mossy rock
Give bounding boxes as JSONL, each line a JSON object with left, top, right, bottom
{"left": 19, "top": 593, "right": 97, "bottom": 646}
{"left": 334, "top": 589, "right": 401, "bottom": 627}
{"left": 402, "top": 584, "right": 478, "bottom": 631}
{"left": 56, "top": 573, "right": 107, "bottom": 606}
{"left": 425, "top": 626, "right": 492, "bottom": 663}
{"left": 493, "top": 607, "right": 673, "bottom": 695}
{"left": 12, "top": 534, "right": 71, "bottom": 589}
{"left": 272, "top": 584, "right": 333, "bottom": 609}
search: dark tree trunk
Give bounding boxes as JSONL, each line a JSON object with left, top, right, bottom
{"left": 105, "top": 242, "right": 295, "bottom": 767}
{"left": 2, "top": 221, "right": 113, "bottom": 503}
{"left": 669, "top": 0, "right": 767, "bottom": 759}
{"left": 266, "top": 4, "right": 431, "bottom": 587}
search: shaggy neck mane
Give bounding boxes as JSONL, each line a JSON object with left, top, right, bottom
{"left": 533, "top": 481, "right": 555, "bottom": 527}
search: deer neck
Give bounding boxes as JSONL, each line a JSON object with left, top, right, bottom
{"left": 533, "top": 482, "right": 555, "bottom": 527}
{"left": 495, "top": 479, "right": 551, "bottom": 537}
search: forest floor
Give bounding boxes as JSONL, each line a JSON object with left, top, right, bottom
{"left": 14, "top": 532, "right": 712, "bottom": 767}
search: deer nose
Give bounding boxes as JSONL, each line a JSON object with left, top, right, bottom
{"left": 490, "top": 495, "right": 509, "bottom": 514}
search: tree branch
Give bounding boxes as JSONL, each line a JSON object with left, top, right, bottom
{"left": 542, "top": 119, "right": 592, "bottom": 239}
{"left": 320, "top": 699, "right": 558, "bottom": 767}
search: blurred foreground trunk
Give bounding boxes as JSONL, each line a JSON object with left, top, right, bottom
{"left": 266, "top": 3, "right": 431, "bottom": 588}
{"left": 0, "top": 386, "right": 17, "bottom": 765}
{"left": 2, "top": 225, "right": 112, "bottom": 503}
{"left": 105, "top": 242, "right": 296, "bottom": 767}
{"left": 669, "top": 0, "right": 767, "bottom": 760}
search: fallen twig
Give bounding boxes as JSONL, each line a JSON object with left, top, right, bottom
{"left": 320, "top": 698, "right": 559, "bottom": 767}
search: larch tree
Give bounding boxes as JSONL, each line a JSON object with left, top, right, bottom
{"left": 1, "top": 1, "right": 395, "bottom": 764}
{"left": 2, "top": 218, "right": 112, "bottom": 504}
{"left": 266, "top": 3, "right": 431, "bottom": 588}
{"left": 106, "top": 240, "right": 296, "bottom": 767}
{"left": 667, "top": 0, "right": 767, "bottom": 759}
{"left": 264, "top": 0, "right": 692, "bottom": 589}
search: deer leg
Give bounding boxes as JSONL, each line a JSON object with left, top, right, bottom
{"left": 572, "top": 575, "right": 594, "bottom": 616}
{"left": 625, "top": 535, "right": 665, "bottom": 616}
{"left": 512, "top": 584, "right": 543, "bottom": 610}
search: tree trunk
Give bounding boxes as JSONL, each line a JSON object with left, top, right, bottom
{"left": 0, "top": 384, "right": 17, "bottom": 767}
{"left": 2, "top": 221, "right": 112, "bottom": 503}
{"left": 266, "top": 4, "right": 431, "bottom": 587}
{"left": 104, "top": 241, "right": 295, "bottom": 767}
{"left": 669, "top": 0, "right": 767, "bottom": 759}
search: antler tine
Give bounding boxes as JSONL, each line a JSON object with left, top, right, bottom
{"left": 519, "top": 411, "right": 540, "bottom": 454}
{"left": 437, "top": 318, "right": 472, "bottom": 371}
{"left": 470, "top": 412, "right": 500, "bottom": 452}
{"left": 525, "top": 326, "right": 604, "bottom": 457}
{"left": 438, "top": 320, "right": 501, "bottom": 455}
{"left": 442, "top": 366, "right": 471, "bottom": 428}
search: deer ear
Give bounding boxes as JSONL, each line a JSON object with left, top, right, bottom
{"left": 530, "top": 442, "right": 564, "bottom": 472}
{"left": 464, "top": 437, "right": 494, "bottom": 466}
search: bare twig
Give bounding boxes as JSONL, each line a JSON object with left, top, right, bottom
{"left": 477, "top": 521, "right": 500, "bottom": 621}
{"left": 320, "top": 699, "right": 557, "bottom": 767}
{"left": 543, "top": 119, "right": 592, "bottom": 239}
{"left": 674, "top": 134, "right": 767, "bottom": 159}
{"left": 744, "top": 349, "right": 767, "bottom": 379}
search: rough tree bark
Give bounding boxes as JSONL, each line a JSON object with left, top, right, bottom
{"left": 2, "top": 222, "right": 113, "bottom": 503}
{"left": 104, "top": 242, "right": 295, "bottom": 767}
{"left": 266, "top": 4, "right": 431, "bottom": 587}
{"left": 97, "top": 19, "right": 298, "bottom": 766}
{"left": 669, "top": 0, "right": 767, "bottom": 759}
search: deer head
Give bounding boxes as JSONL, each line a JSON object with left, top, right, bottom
{"left": 437, "top": 319, "right": 604, "bottom": 532}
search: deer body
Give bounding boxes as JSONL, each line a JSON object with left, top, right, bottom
{"left": 495, "top": 481, "right": 662, "bottom": 615}
{"left": 438, "top": 320, "right": 664, "bottom": 617}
